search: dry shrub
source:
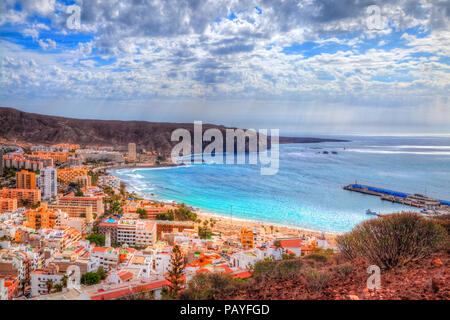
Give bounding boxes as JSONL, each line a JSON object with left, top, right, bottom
{"left": 252, "top": 259, "right": 303, "bottom": 280}
{"left": 337, "top": 212, "right": 447, "bottom": 269}
{"left": 304, "top": 269, "right": 329, "bottom": 292}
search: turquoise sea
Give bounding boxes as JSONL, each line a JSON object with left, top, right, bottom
{"left": 112, "top": 136, "right": 450, "bottom": 234}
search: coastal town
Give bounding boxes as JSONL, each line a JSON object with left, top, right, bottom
{"left": 0, "top": 141, "right": 332, "bottom": 300}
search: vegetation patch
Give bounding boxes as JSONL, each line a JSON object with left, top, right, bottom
{"left": 337, "top": 212, "right": 447, "bottom": 269}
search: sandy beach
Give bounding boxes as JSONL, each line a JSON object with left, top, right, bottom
{"left": 195, "top": 212, "right": 338, "bottom": 248}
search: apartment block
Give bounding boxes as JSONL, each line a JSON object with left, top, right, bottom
{"left": 52, "top": 143, "right": 80, "bottom": 152}
{"left": 240, "top": 228, "right": 255, "bottom": 249}
{"left": 32, "top": 151, "right": 69, "bottom": 163}
{"left": 30, "top": 263, "right": 64, "bottom": 297}
{"left": 74, "top": 175, "right": 91, "bottom": 188}
{"left": 3, "top": 153, "right": 54, "bottom": 170}
{"left": 58, "top": 195, "right": 104, "bottom": 217}
{"left": 90, "top": 247, "right": 119, "bottom": 271}
{"left": 57, "top": 168, "right": 89, "bottom": 185}
{"left": 48, "top": 203, "right": 93, "bottom": 222}
{"left": 98, "top": 175, "right": 120, "bottom": 189}
{"left": 16, "top": 170, "right": 37, "bottom": 189}
{"left": 1, "top": 188, "right": 41, "bottom": 206}
{"left": 98, "top": 219, "right": 118, "bottom": 244}
{"left": 38, "top": 167, "right": 58, "bottom": 200}
{"left": 25, "top": 204, "right": 58, "bottom": 230}
{"left": 0, "top": 198, "right": 18, "bottom": 212}
{"left": 115, "top": 219, "right": 157, "bottom": 247}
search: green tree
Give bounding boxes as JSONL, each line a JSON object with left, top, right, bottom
{"left": 136, "top": 208, "right": 148, "bottom": 219}
{"left": 45, "top": 279, "right": 54, "bottom": 293}
{"left": 86, "top": 233, "right": 105, "bottom": 246}
{"left": 81, "top": 272, "right": 101, "bottom": 285}
{"left": 166, "top": 245, "right": 185, "bottom": 299}
{"left": 61, "top": 275, "right": 68, "bottom": 288}
{"left": 74, "top": 188, "right": 84, "bottom": 197}
{"left": 198, "top": 226, "right": 212, "bottom": 240}
{"left": 54, "top": 283, "right": 63, "bottom": 292}
{"left": 97, "top": 267, "right": 108, "bottom": 280}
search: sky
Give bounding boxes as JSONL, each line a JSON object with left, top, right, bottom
{"left": 0, "top": 0, "right": 449, "bottom": 136}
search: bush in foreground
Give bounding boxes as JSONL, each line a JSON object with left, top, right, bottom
{"left": 337, "top": 212, "right": 447, "bottom": 269}
{"left": 180, "top": 273, "right": 243, "bottom": 300}
{"left": 251, "top": 259, "right": 303, "bottom": 280}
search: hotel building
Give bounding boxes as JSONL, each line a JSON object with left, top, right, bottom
{"left": 48, "top": 203, "right": 93, "bottom": 222}
{"left": 114, "top": 219, "right": 157, "bottom": 247}
{"left": 57, "top": 195, "right": 104, "bottom": 216}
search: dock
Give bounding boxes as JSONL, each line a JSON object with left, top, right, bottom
{"left": 343, "top": 183, "right": 450, "bottom": 216}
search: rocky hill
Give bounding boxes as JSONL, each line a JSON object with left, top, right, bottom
{"left": 0, "top": 107, "right": 346, "bottom": 155}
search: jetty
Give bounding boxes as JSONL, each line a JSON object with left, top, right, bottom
{"left": 343, "top": 183, "right": 450, "bottom": 216}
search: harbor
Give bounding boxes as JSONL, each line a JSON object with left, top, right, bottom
{"left": 343, "top": 183, "right": 450, "bottom": 216}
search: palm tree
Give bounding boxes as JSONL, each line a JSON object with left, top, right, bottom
{"left": 45, "top": 279, "right": 54, "bottom": 294}
{"left": 61, "top": 275, "right": 68, "bottom": 288}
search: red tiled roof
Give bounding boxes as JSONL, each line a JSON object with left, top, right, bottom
{"left": 89, "top": 279, "right": 169, "bottom": 300}
{"left": 279, "top": 239, "right": 303, "bottom": 248}
{"left": 232, "top": 271, "right": 252, "bottom": 279}
{"left": 118, "top": 271, "right": 134, "bottom": 282}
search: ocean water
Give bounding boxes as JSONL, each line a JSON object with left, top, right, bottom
{"left": 112, "top": 136, "right": 450, "bottom": 234}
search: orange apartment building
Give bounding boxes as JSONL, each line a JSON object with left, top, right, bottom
{"left": 32, "top": 151, "right": 69, "bottom": 163}
{"left": 123, "top": 200, "right": 176, "bottom": 219}
{"left": 57, "top": 168, "right": 89, "bottom": 184}
{"left": 16, "top": 170, "right": 37, "bottom": 189}
{"left": 1, "top": 188, "right": 41, "bottom": 206}
{"left": 24, "top": 204, "right": 58, "bottom": 229}
{"left": 240, "top": 228, "right": 255, "bottom": 249}
{"left": 57, "top": 194, "right": 104, "bottom": 216}
{"left": 0, "top": 198, "right": 18, "bottom": 212}
{"left": 48, "top": 203, "right": 93, "bottom": 222}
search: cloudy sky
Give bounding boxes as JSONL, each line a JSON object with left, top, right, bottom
{"left": 0, "top": 0, "right": 449, "bottom": 135}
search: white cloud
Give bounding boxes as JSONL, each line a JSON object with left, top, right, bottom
{"left": 38, "top": 38, "right": 56, "bottom": 50}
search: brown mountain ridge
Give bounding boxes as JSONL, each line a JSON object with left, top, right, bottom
{"left": 0, "top": 107, "right": 347, "bottom": 155}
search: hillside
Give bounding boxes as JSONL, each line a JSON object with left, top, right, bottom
{"left": 0, "top": 107, "right": 346, "bottom": 155}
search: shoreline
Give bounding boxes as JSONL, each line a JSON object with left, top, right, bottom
{"left": 109, "top": 166, "right": 340, "bottom": 246}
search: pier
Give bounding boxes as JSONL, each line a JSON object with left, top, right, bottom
{"left": 343, "top": 183, "right": 450, "bottom": 215}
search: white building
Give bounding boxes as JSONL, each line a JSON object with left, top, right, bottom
{"left": 142, "top": 248, "right": 172, "bottom": 276}
{"left": 117, "top": 219, "right": 156, "bottom": 247}
{"left": 90, "top": 247, "right": 119, "bottom": 271}
{"left": 98, "top": 175, "right": 121, "bottom": 189}
{"left": 38, "top": 167, "right": 58, "bottom": 200}
{"left": 75, "top": 149, "right": 124, "bottom": 163}
{"left": 30, "top": 264, "right": 64, "bottom": 297}
{"left": 231, "top": 250, "right": 262, "bottom": 269}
